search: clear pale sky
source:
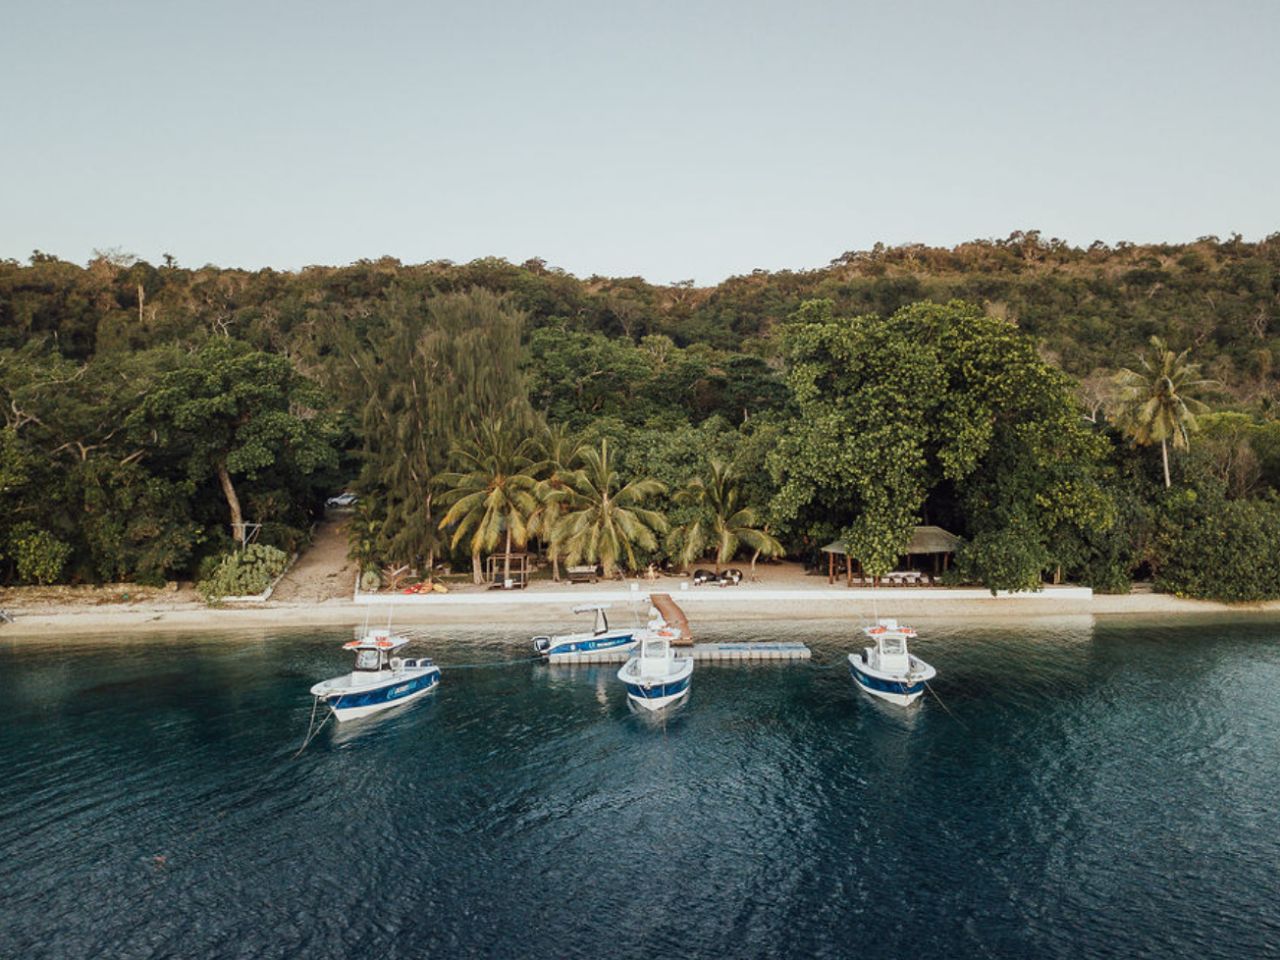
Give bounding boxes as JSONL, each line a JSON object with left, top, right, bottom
{"left": 2, "top": 0, "right": 1277, "bottom": 283}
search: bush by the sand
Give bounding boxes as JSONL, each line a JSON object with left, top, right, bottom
{"left": 197, "top": 544, "right": 290, "bottom": 602}
{"left": 8, "top": 524, "right": 73, "bottom": 585}
{"left": 1152, "top": 489, "right": 1280, "bottom": 603}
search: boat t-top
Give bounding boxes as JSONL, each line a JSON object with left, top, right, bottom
{"left": 310, "top": 628, "right": 441, "bottom": 722}
{"left": 617, "top": 597, "right": 694, "bottom": 710}
{"left": 847, "top": 618, "right": 936, "bottom": 706}
{"left": 532, "top": 603, "right": 639, "bottom": 660}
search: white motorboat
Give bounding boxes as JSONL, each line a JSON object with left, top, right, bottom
{"left": 847, "top": 618, "right": 936, "bottom": 706}
{"left": 310, "top": 628, "right": 440, "bottom": 722}
{"left": 617, "top": 623, "right": 693, "bottom": 710}
{"left": 532, "top": 604, "right": 639, "bottom": 659}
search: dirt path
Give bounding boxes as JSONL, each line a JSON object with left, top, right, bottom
{"left": 270, "top": 514, "right": 354, "bottom": 603}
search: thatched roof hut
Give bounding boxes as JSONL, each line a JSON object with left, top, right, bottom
{"left": 821, "top": 525, "right": 961, "bottom": 584}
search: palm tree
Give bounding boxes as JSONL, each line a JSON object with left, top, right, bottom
{"left": 671, "top": 460, "right": 783, "bottom": 574}
{"left": 554, "top": 438, "right": 668, "bottom": 577}
{"left": 437, "top": 418, "right": 540, "bottom": 584}
{"left": 1110, "top": 336, "right": 1214, "bottom": 488}
{"left": 527, "top": 422, "right": 583, "bottom": 582}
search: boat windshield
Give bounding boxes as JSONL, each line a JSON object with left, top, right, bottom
{"left": 355, "top": 649, "right": 381, "bottom": 671}
{"left": 645, "top": 637, "right": 668, "bottom": 658}
{"left": 881, "top": 637, "right": 906, "bottom": 656}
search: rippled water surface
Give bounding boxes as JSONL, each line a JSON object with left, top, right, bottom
{"left": 3, "top": 616, "right": 1280, "bottom": 959}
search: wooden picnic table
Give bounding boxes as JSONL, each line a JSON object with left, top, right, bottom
{"left": 566, "top": 565, "right": 598, "bottom": 584}
{"left": 848, "top": 572, "right": 932, "bottom": 587}
{"left": 887, "top": 571, "right": 928, "bottom": 586}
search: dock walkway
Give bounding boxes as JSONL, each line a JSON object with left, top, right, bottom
{"left": 548, "top": 641, "right": 811, "bottom": 665}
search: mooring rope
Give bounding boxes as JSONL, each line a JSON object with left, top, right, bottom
{"left": 290, "top": 656, "right": 537, "bottom": 757}
{"left": 815, "top": 654, "right": 973, "bottom": 734}
{"left": 293, "top": 696, "right": 333, "bottom": 758}
{"left": 923, "top": 677, "right": 970, "bottom": 731}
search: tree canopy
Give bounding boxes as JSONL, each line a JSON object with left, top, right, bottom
{"left": 2, "top": 234, "right": 1279, "bottom": 601}
{"left": 770, "top": 300, "right": 1113, "bottom": 588}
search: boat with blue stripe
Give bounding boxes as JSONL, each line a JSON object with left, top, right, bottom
{"left": 533, "top": 604, "right": 639, "bottom": 660}
{"left": 311, "top": 629, "right": 441, "bottom": 722}
{"left": 617, "top": 606, "right": 693, "bottom": 712}
{"left": 847, "top": 619, "right": 936, "bottom": 706}
{"left": 620, "top": 668, "right": 691, "bottom": 706}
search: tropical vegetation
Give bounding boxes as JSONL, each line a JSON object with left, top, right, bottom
{"left": 2, "top": 233, "right": 1280, "bottom": 601}
{"left": 1110, "top": 336, "right": 1214, "bottom": 487}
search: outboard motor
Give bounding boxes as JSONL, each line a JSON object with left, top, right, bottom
{"left": 532, "top": 636, "right": 552, "bottom": 655}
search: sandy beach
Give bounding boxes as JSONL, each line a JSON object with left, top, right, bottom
{"left": 2, "top": 559, "right": 1275, "bottom": 638}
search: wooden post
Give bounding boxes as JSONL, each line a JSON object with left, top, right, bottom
{"left": 828, "top": 551, "right": 834, "bottom": 585}
{"left": 846, "top": 554, "right": 852, "bottom": 587}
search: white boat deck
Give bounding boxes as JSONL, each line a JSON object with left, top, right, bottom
{"left": 550, "top": 641, "right": 811, "bottom": 664}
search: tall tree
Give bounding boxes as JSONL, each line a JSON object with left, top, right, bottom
{"left": 528, "top": 421, "right": 584, "bottom": 582}
{"left": 346, "top": 287, "right": 532, "bottom": 570}
{"left": 437, "top": 418, "right": 539, "bottom": 584}
{"left": 1110, "top": 336, "right": 1213, "bottom": 488}
{"left": 127, "top": 338, "right": 339, "bottom": 544}
{"left": 554, "top": 438, "right": 668, "bottom": 577}
{"left": 671, "top": 459, "right": 782, "bottom": 573}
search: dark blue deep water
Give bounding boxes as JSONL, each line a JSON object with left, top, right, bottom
{"left": 3, "top": 616, "right": 1279, "bottom": 959}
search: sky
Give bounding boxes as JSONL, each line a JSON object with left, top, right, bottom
{"left": 2, "top": 0, "right": 1277, "bottom": 284}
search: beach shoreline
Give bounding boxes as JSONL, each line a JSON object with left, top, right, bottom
{"left": 2, "top": 580, "right": 1277, "bottom": 638}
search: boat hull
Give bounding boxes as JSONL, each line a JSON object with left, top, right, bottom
{"left": 318, "top": 667, "right": 441, "bottom": 721}
{"left": 847, "top": 655, "right": 930, "bottom": 706}
{"left": 535, "top": 630, "right": 638, "bottom": 659}
{"left": 618, "top": 658, "right": 693, "bottom": 711}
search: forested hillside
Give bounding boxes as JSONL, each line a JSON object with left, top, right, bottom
{"left": 2, "top": 232, "right": 1279, "bottom": 599}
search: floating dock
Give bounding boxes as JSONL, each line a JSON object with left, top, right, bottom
{"left": 548, "top": 641, "right": 810, "bottom": 665}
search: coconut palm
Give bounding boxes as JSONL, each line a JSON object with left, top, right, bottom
{"left": 671, "top": 459, "right": 783, "bottom": 574}
{"left": 553, "top": 438, "right": 668, "bottom": 577}
{"left": 437, "top": 418, "right": 540, "bottom": 584}
{"left": 1110, "top": 336, "right": 1214, "bottom": 488}
{"left": 527, "top": 422, "right": 584, "bottom": 582}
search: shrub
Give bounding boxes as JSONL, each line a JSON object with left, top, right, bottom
{"left": 197, "top": 544, "right": 290, "bottom": 602}
{"left": 9, "top": 524, "right": 72, "bottom": 585}
{"left": 954, "top": 523, "right": 1050, "bottom": 594}
{"left": 1152, "top": 491, "right": 1280, "bottom": 602}
{"left": 1058, "top": 488, "right": 1153, "bottom": 594}
{"left": 257, "top": 521, "right": 307, "bottom": 555}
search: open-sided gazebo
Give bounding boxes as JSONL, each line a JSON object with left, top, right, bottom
{"left": 821, "top": 525, "right": 961, "bottom": 585}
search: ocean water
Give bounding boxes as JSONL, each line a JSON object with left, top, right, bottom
{"left": 2, "top": 616, "right": 1279, "bottom": 959}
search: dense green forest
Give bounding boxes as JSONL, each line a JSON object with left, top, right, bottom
{"left": 2, "top": 231, "right": 1279, "bottom": 601}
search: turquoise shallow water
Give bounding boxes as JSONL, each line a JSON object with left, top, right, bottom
{"left": 2, "top": 616, "right": 1279, "bottom": 959}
